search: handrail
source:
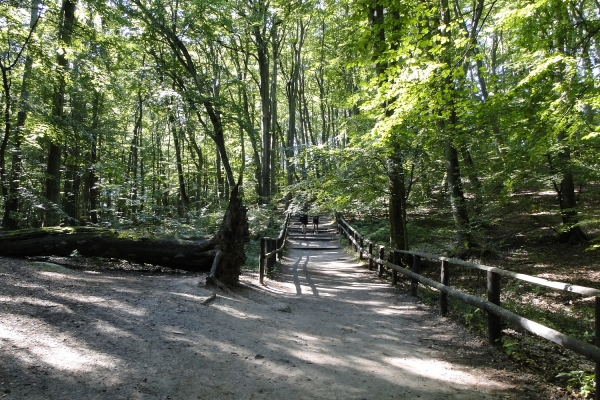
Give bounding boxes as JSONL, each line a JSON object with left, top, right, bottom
{"left": 392, "top": 249, "right": 600, "bottom": 297}
{"left": 259, "top": 212, "right": 291, "bottom": 284}
{"left": 336, "top": 216, "right": 600, "bottom": 381}
{"left": 338, "top": 217, "right": 600, "bottom": 296}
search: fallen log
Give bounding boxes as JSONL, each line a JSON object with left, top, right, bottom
{"left": 0, "top": 226, "right": 216, "bottom": 271}
{"left": 0, "top": 183, "right": 249, "bottom": 284}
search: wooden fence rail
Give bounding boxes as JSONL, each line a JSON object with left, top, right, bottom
{"left": 337, "top": 216, "right": 600, "bottom": 398}
{"left": 259, "top": 212, "right": 291, "bottom": 284}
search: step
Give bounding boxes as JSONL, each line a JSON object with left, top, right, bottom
{"left": 290, "top": 247, "right": 342, "bottom": 250}
{"left": 288, "top": 236, "right": 335, "bottom": 241}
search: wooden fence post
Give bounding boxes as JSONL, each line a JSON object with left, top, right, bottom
{"left": 391, "top": 251, "right": 398, "bottom": 286}
{"left": 359, "top": 238, "right": 364, "bottom": 260}
{"left": 487, "top": 270, "right": 502, "bottom": 345}
{"left": 266, "top": 238, "right": 274, "bottom": 274}
{"left": 410, "top": 255, "right": 420, "bottom": 297}
{"left": 440, "top": 260, "right": 449, "bottom": 316}
{"left": 259, "top": 237, "right": 266, "bottom": 284}
{"left": 368, "top": 242, "right": 373, "bottom": 271}
{"left": 378, "top": 246, "right": 385, "bottom": 277}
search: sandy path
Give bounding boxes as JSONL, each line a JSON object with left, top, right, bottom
{"left": 0, "top": 218, "right": 547, "bottom": 399}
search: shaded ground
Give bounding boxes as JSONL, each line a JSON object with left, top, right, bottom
{"left": 348, "top": 186, "right": 600, "bottom": 396}
{"left": 0, "top": 218, "right": 567, "bottom": 399}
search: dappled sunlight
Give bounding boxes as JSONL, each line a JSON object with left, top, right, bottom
{"left": 212, "top": 303, "right": 267, "bottom": 321}
{"left": 388, "top": 357, "right": 510, "bottom": 389}
{"left": 91, "top": 320, "right": 139, "bottom": 339}
{"left": 0, "top": 318, "right": 119, "bottom": 373}
{"left": 171, "top": 291, "right": 217, "bottom": 303}
{"left": 374, "top": 306, "right": 418, "bottom": 316}
{"left": 52, "top": 292, "right": 147, "bottom": 317}
{"left": 0, "top": 298, "right": 74, "bottom": 314}
{"left": 0, "top": 215, "right": 533, "bottom": 399}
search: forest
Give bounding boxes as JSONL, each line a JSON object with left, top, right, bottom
{"left": 2, "top": 0, "right": 600, "bottom": 397}
{"left": 0, "top": 0, "right": 599, "bottom": 273}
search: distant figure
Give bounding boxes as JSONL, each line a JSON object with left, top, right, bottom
{"left": 312, "top": 216, "right": 319, "bottom": 233}
{"left": 300, "top": 214, "right": 309, "bottom": 234}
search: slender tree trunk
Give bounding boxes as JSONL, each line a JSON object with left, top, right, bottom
{"left": 83, "top": 91, "right": 100, "bottom": 224}
{"left": 550, "top": 2, "right": 587, "bottom": 244}
{"left": 2, "top": 0, "right": 41, "bottom": 229}
{"left": 285, "top": 22, "right": 305, "bottom": 187}
{"left": 62, "top": 149, "right": 80, "bottom": 225}
{"left": 552, "top": 134, "right": 587, "bottom": 243}
{"left": 270, "top": 20, "right": 280, "bottom": 197}
{"left": 169, "top": 98, "right": 189, "bottom": 212}
{"left": 185, "top": 123, "right": 204, "bottom": 208}
{"left": 445, "top": 137, "right": 471, "bottom": 250}
{"left": 127, "top": 92, "right": 142, "bottom": 215}
{"left": 255, "top": 17, "right": 271, "bottom": 202}
{"left": 286, "top": 78, "right": 297, "bottom": 186}
{"left": 239, "top": 58, "right": 262, "bottom": 197}
{"left": 45, "top": 0, "right": 76, "bottom": 226}
{"left": 216, "top": 145, "right": 224, "bottom": 199}
{"left": 369, "top": 1, "right": 408, "bottom": 252}
{"left": 317, "top": 16, "right": 328, "bottom": 145}
{"left": 0, "top": 66, "right": 13, "bottom": 226}
{"left": 388, "top": 143, "right": 408, "bottom": 251}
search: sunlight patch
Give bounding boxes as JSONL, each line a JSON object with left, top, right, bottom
{"left": 0, "top": 321, "right": 118, "bottom": 373}
{"left": 388, "top": 357, "right": 511, "bottom": 389}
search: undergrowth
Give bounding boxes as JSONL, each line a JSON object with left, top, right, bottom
{"left": 346, "top": 215, "right": 597, "bottom": 399}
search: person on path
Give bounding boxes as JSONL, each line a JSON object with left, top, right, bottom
{"left": 300, "top": 214, "right": 309, "bottom": 234}
{"left": 312, "top": 216, "right": 319, "bottom": 233}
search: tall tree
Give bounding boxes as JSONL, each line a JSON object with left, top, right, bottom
{"left": 0, "top": 0, "right": 42, "bottom": 229}
{"left": 45, "top": 0, "right": 77, "bottom": 226}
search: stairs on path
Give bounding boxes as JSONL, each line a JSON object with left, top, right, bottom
{"left": 287, "top": 217, "right": 341, "bottom": 250}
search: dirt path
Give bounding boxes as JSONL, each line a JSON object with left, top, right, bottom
{"left": 0, "top": 218, "right": 558, "bottom": 399}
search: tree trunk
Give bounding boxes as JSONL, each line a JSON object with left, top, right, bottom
{"left": 550, "top": 2, "right": 587, "bottom": 244}
{"left": 83, "top": 91, "right": 100, "bottom": 224}
{"left": 388, "top": 143, "right": 408, "bottom": 252}
{"left": 369, "top": 0, "right": 408, "bottom": 253}
{"left": 2, "top": 0, "right": 41, "bottom": 230}
{"left": 208, "top": 182, "right": 248, "bottom": 284}
{"left": 445, "top": 139, "right": 472, "bottom": 251}
{"left": 254, "top": 11, "right": 271, "bottom": 203}
{"left": 0, "top": 184, "right": 248, "bottom": 284}
{"left": 45, "top": 0, "right": 76, "bottom": 226}
{"left": 170, "top": 99, "right": 189, "bottom": 211}
{"left": 270, "top": 19, "right": 280, "bottom": 197}
{"left": 0, "top": 227, "right": 216, "bottom": 271}
{"left": 62, "top": 151, "right": 80, "bottom": 225}
{"left": 285, "top": 22, "right": 305, "bottom": 187}
{"left": 552, "top": 135, "right": 587, "bottom": 244}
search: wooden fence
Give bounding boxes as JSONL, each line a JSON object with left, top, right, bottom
{"left": 259, "top": 212, "right": 291, "bottom": 284}
{"left": 337, "top": 216, "right": 600, "bottom": 397}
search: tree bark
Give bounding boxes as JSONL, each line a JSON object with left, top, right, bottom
{"left": 550, "top": 2, "right": 587, "bottom": 244}
{"left": 254, "top": 14, "right": 271, "bottom": 203}
{"left": 388, "top": 143, "right": 408, "bottom": 252}
{"left": 169, "top": 97, "right": 189, "bottom": 211}
{"left": 0, "top": 227, "right": 216, "bottom": 271}
{"left": 45, "top": 0, "right": 76, "bottom": 226}
{"left": 0, "top": 184, "right": 249, "bottom": 283}
{"left": 2, "top": 0, "right": 42, "bottom": 230}
{"left": 445, "top": 138, "right": 472, "bottom": 252}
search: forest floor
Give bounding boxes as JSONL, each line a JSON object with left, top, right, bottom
{"left": 348, "top": 186, "right": 600, "bottom": 398}
{"left": 0, "top": 217, "right": 575, "bottom": 399}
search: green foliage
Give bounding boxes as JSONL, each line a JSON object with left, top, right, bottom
{"left": 502, "top": 338, "right": 522, "bottom": 358}
{"left": 463, "top": 307, "right": 485, "bottom": 331}
{"left": 555, "top": 370, "right": 595, "bottom": 398}
{"left": 349, "top": 218, "right": 389, "bottom": 244}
